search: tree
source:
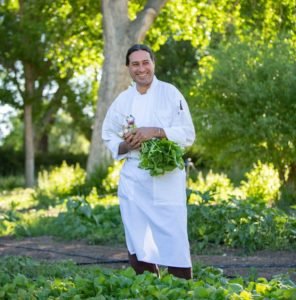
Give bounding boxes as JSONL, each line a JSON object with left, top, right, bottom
{"left": 86, "top": 0, "right": 245, "bottom": 176}
{"left": 194, "top": 39, "right": 296, "bottom": 182}
{"left": 86, "top": 0, "right": 169, "bottom": 176}
{"left": 0, "top": 0, "right": 102, "bottom": 186}
{"left": 155, "top": 38, "right": 199, "bottom": 101}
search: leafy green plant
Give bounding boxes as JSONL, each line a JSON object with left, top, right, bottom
{"left": 0, "top": 175, "right": 24, "bottom": 191}
{"left": 194, "top": 38, "right": 296, "bottom": 194}
{"left": 240, "top": 161, "right": 281, "bottom": 205}
{"left": 101, "top": 160, "right": 122, "bottom": 193}
{"left": 1, "top": 166, "right": 295, "bottom": 254}
{"left": 139, "top": 139, "right": 185, "bottom": 176}
{"left": 83, "top": 165, "right": 109, "bottom": 195}
{"left": 187, "top": 170, "right": 234, "bottom": 203}
{"left": 14, "top": 196, "right": 124, "bottom": 245}
{"left": 188, "top": 198, "right": 296, "bottom": 253}
{"left": 36, "top": 161, "right": 86, "bottom": 207}
{"left": 0, "top": 256, "right": 295, "bottom": 299}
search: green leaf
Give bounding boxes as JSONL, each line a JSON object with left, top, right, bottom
{"left": 139, "top": 139, "right": 185, "bottom": 176}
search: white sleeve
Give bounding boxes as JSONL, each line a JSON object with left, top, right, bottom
{"left": 101, "top": 101, "right": 128, "bottom": 161}
{"left": 163, "top": 88, "right": 196, "bottom": 147}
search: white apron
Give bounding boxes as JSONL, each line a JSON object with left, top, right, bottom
{"left": 117, "top": 88, "right": 192, "bottom": 267}
{"left": 118, "top": 159, "right": 191, "bottom": 267}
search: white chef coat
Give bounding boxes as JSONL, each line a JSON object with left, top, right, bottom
{"left": 102, "top": 76, "right": 195, "bottom": 267}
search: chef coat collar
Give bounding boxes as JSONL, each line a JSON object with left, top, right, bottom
{"left": 133, "top": 76, "right": 158, "bottom": 95}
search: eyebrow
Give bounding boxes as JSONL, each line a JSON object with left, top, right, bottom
{"left": 130, "top": 59, "right": 151, "bottom": 64}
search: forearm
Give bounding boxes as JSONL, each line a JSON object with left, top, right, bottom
{"left": 118, "top": 127, "right": 166, "bottom": 155}
{"left": 118, "top": 141, "right": 131, "bottom": 155}
{"left": 134, "top": 127, "right": 166, "bottom": 140}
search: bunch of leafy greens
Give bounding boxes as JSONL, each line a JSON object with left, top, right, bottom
{"left": 139, "top": 139, "right": 185, "bottom": 176}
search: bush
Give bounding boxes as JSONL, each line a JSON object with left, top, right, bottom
{"left": 240, "top": 161, "right": 281, "bottom": 205}
{"left": 101, "top": 160, "right": 122, "bottom": 194}
{"left": 194, "top": 38, "right": 296, "bottom": 180}
{"left": 187, "top": 170, "right": 234, "bottom": 203}
{"left": 35, "top": 161, "right": 86, "bottom": 207}
{"left": 0, "top": 175, "right": 24, "bottom": 190}
{"left": 188, "top": 198, "right": 296, "bottom": 253}
{"left": 0, "top": 148, "right": 87, "bottom": 176}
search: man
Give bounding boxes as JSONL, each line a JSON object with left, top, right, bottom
{"left": 102, "top": 44, "right": 195, "bottom": 279}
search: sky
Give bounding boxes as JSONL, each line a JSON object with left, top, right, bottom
{"left": 0, "top": 104, "right": 16, "bottom": 143}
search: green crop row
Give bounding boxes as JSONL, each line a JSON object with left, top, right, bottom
{"left": 1, "top": 195, "right": 295, "bottom": 253}
{"left": 0, "top": 256, "right": 295, "bottom": 300}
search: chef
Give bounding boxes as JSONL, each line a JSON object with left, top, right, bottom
{"left": 102, "top": 44, "right": 195, "bottom": 279}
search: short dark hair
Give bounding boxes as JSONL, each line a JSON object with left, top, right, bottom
{"left": 125, "top": 44, "right": 155, "bottom": 66}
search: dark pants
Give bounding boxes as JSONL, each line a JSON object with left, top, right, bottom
{"left": 128, "top": 253, "right": 192, "bottom": 280}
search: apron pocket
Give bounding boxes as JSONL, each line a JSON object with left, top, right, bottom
{"left": 153, "top": 169, "right": 186, "bottom": 206}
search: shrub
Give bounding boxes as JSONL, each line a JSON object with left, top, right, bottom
{"left": 36, "top": 161, "right": 86, "bottom": 206}
{"left": 240, "top": 161, "right": 281, "bottom": 205}
{"left": 0, "top": 175, "right": 24, "bottom": 190}
{"left": 0, "top": 148, "right": 87, "bottom": 176}
{"left": 101, "top": 160, "right": 123, "bottom": 193}
{"left": 187, "top": 170, "right": 234, "bottom": 203}
{"left": 188, "top": 198, "right": 296, "bottom": 253}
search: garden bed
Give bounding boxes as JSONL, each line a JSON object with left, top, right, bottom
{"left": 0, "top": 236, "right": 295, "bottom": 281}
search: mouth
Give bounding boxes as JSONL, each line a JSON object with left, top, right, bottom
{"left": 137, "top": 73, "right": 147, "bottom": 78}
{"left": 136, "top": 73, "right": 150, "bottom": 81}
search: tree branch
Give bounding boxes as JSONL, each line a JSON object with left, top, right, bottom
{"left": 129, "top": 0, "right": 169, "bottom": 42}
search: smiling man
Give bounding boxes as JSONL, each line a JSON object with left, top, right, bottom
{"left": 102, "top": 44, "right": 195, "bottom": 279}
{"left": 127, "top": 46, "right": 155, "bottom": 94}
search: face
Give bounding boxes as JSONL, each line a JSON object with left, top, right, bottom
{"left": 127, "top": 50, "right": 155, "bottom": 93}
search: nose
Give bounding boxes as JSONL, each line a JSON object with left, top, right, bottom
{"left": 138, "top": 64, "right": 145, "bottom": 72}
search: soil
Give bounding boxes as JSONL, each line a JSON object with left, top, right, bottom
{"left": 0, "top": 236, "right": 295, "bottom": 281}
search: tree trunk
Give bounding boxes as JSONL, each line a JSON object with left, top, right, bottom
{"left": 23, "top": 63, "right": 35, "bottom": 187}
{"left": 86, "top": 0, "right": 168, "bottom": 177}
{"left": 36, "top": 133, "right": 49, "bottom": 153}
{"left": 286, "top": 163, "right": 296, "bottom": 190}
{"left": 18, "top": 0, "right": 34, "bottom": 187}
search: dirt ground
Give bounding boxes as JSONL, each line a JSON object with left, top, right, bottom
{"left": 0, "top": 236, "right": 295, "bottom": 281}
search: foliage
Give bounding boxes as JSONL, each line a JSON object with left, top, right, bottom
{"left": 36, "top": 161, "right": 86, "bottom": 206}
{"left": 0, "top": 188, "right": 35, "bottom": 236}
{"left": 238, "top": 0, "right": 296, "bottom": 43}
{"left": 47, "top": 110, "right": 91, "bottom": 154}
{"left": 0, "top": 175, "right": 24, "bottom": 191}
{"left": 194, "top": 38, "right": 296, "bottom": 180}
{"left": 101, "top": 160, "right": 123, "bottom": 194}
{"left": 0, "top": 148, "right": 87, "bottom": 177}
{"left": 147, "top": 0, "right": 240, "bottom": 50}
{"left": 14, "top": 196, "right": 124, "bottom": 245}
{"left": 0, "top": 188, "right": 35, "bottom": 211}
{"left": 240, "top": 161, "right": 281, "bottom": 205}
{"left": 155, "top": 38, "right": 199, "bottom": 101}
{"left": 187, "top": 162, "right": 282, "bottom": 206}
{"left": 0, "top": 256, "right": 295, "bottom": 299}
{"left": 147, "top": 0, "right": 296, "bottom": 52}
{"left": 188, "top": 170, "right": 234, "bottom": 203}
{"left": 1, "top": 190, "right": 295, "bottom": 253}
{"left": 1, "top": 161, "right": 295, "bottom": 252}
{"left": 84, "top": 166, "right": 109, "bottom": 196}
{"left": 0, "top": 148, "right": 24, "bottom": 177}
{"left": 0, "top": 113, "right": 23, "bottom": 151}
{"left": 0, "top": 161, "right": 295, "bottom": 252}
{"left": 139, "top": 139, "right": 185, "bottom": 176}
{"left": 0, "top": 0, "right": 102, "bottom": 185}
{"left": 188, "top": 198, "right": 296, "bottom": 253}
